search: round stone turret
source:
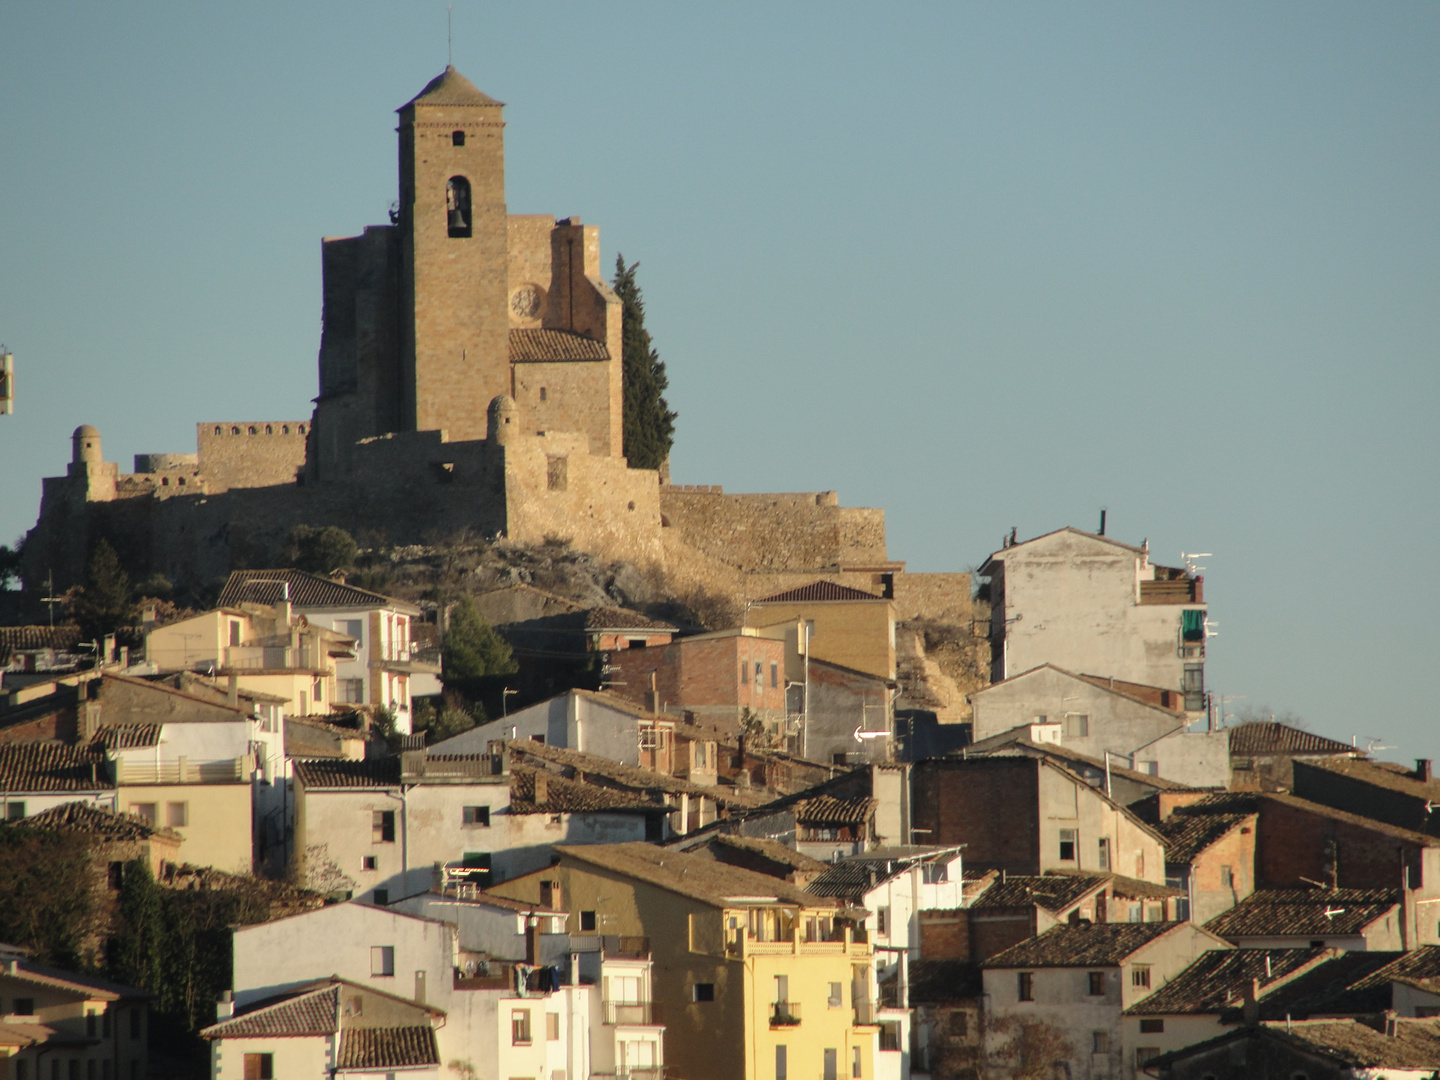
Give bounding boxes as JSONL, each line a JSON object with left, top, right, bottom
{"left": 487, "top": 395, "right": 518, "bottom": 445}
{"left": 72, "top": 425, "right": 101, "bottom": 466}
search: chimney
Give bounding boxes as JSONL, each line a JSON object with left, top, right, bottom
{"left": 532, "top": 772, "right": 548, "bottom": 805}
{"left": 1242, "top": 977, "right": 1259, "bottom": 1027}
{"left": 1098, "top": 509, "right": 1107, "bottom": 536}
{"left": 1417, "top": 759, "right": 1432, "bottom": 783}
{"left": 216, "top": 991, "right": 234, "bottom": 1020}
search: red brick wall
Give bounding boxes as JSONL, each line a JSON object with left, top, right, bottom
{"left": 1257, "top": 800, "right": 1422, "bottom": 889}
{"left": 913, "top": 759, "right": 1041, "bottom": 874}
{"left": 609, "top": 635, "right": 786, "bottom": 713}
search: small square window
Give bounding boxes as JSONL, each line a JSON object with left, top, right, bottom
{"left": 452, "top": 130, "right": 466, "bottom": 146}
{"left": 371, "top": 946, "right": 394, "bottom": 976}
{"left": 1092, "top": 1031, "right": 1109, "bottom": 1054}
{"left": 693, "top": 983, "right": 715, "bottom": 1002}
{"left": 463, "top": 805, "right": 491, "bottom": 826}
{"left": 242, "top": 1055, "right": 273, "bottom": 1080}
{"left": 5, "top": 802, "right": 24, "bottom": 821}
{"left": 1058, "top": 829, "right": 1077, "bottom": 862}
{"left": 362, "top": 855, "right": 377, "bottom": 871}
{"left": 1140, "top": 1018, "right": 1164, "bottom": 1034}
{"left": 131, "top": 803, "right": 157, "bottom": 826}
{"left": 372, "top": 810, "right": 395, "bottom": 843}
{"left": 1131, "top": 965, "right": 1151, "bottom": 989}
{"left": 580, "top": 910, "right": 597, "bottom": 932}
{"left": 1087, "top": 972, "right": 1105, "bottom": 996}
{"left": 12, "top": 998, "right": 33, "bottom": 1016}
{"left": 373, "top": 889, "right": 389, "bottom": 906}
{"left": 166, "top": 801, "right": 188, "bottom": 828}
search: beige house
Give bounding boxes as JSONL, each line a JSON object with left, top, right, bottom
{"left": 218, "top": 569, "right": 441, "bottom": 732}
{"left": 202, "top": 977, "right": 443, "bottom": 1080}
{"left": 982, "top": 921, "right": 1232, "bottom": 1080}
{"left": 747, "top": 581, "right": 897, "bottom": 682}
{"left": 146, "top": 599, "right": 356, "bottom": 717}
{"left": 0, "top": 943, "right": 151, "bottom": 1080}
{"left": 489, "top": 841, "right": 880, "bottom": 1080}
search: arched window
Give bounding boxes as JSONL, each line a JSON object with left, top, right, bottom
{"left": 248, "top": 425, "right": 257, "bottom": 435}
{"left": 281, "top": 424, "right": 290, "bottom": 434}
{"left": 265, "top": 424, "right": 273, "bottom": 434}
{"left": 231, "top": 426, "right": 240, "bottom": 435}
{"left": 214, "top": 425, "right": 222, "bottom": 435}
{"left": 452, "top": 130, "right": 465, "bottom": 147}
{"left": 447, "top": 176, "right": 472, "bottom": 238}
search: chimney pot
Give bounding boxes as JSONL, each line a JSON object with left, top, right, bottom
{"left": 1418, "top": 759, "right": 1432, "bottom": 782}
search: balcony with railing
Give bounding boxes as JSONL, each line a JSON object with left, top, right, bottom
{"left": 570, "top": 935, "right": 651, "bottom": 959}
{"left": 724, "top": 924, "right": 868, "bottom": 960}
{"left": 769, "top": 1001, "right": 801, "bottom": 1027}
{"left": 222, "top": 643, "right": 315, "bottom": 672}
{"left": 602, "top": 1000, "right": 663, "bottom": 1026}
{"left": 117, "top": 756, "right": 247, "bottom": 785}
{"left": 590, "top": 1070, "right": 664, "bottom": 1080}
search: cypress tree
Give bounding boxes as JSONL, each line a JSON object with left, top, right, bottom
{"left": 613, "top": 255, "right": 677, "bottom": 470}
{"left": 71, "top": 538, "right": 133, "bottom": 640}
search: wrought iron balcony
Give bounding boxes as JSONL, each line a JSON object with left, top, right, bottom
{"left": 770, "top": 1001, "right": 801, "bottom": 1027}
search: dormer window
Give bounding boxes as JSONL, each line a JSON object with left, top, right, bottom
{"left": 447, "top": 176, "right": 472, "bottom": 238}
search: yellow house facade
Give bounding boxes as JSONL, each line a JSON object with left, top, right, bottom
{"left": 488, "top": 842, "right": 878, "bottom": 1080}
{"left": 146, "top": 601, "right": 356, "bottom": 717}
{"left": 747, "top": 582, "right": 896, "bottom": 682}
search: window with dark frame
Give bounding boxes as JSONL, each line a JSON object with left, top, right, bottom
{"left": 463, "top": 805, "right": 490, "bottom": 826}
{"left": 1140, "top": 1018, "right": 1164, "bottom": 1033}
{"left": 1088, "top": 972, "right": 1105, "bottom": 996}
{"left": 693, "top": 983, "right": 714, "bottom": 1002}
{"left": 1017, "top": 972, "right": 1034, "bottom": 1001}
{"left": 580, "top": 910, "right": 597, "bottom": 932}
{"left": 372, "top": 810, "right": 395, "bottom": 843}
{"left": 1059, "top": 829, "right": 1077, "bottom": 861}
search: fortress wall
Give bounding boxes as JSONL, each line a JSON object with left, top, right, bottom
{"left": 502, "top": 434, "right": 664, "bottom": 570}
{"left": 511, "top": 359, "right": 612, "bottom": 457}
{"left": 892, "top": 573, "right": 973, "bottom": 624}
{"left": 133, "top": 453, "right": 198, "bottom": 472}
{"left": 197, "top": 422, "right": 309, "bottom": 491}
{"left": 658, "top": 488, "right": 888, "bottom": 573}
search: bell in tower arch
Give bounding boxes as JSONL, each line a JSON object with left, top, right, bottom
{"left": 446, "top": 176, "right": 472, "bottom": 238}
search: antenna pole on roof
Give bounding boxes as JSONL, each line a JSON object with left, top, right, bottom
{"left": 447, "top": 6, "right": 453, "bottom": 66}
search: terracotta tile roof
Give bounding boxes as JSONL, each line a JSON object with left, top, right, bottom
{"left": 1346, "top": 945, "right": 1440, "bottom": 993}
{"left": 908, "top": 959, "right": 984, "bottom": 1004}
{"left": 0, "top": 626, "right": 82, "bottom": 653}
{"left": 403, "top": 65, "right": 502, "bottom": 109}
{"left": 12, "top": 801, "right": 180, "bottom": 843}
{"left": 505, "top": 740, "right": 771, "bottom": 809}
{"left": 969, "top": 874, "right": 1107, "bottom": 913}
{"left": 706, "top": 835, "right": 831, "bottom": 873}
{"left": 295, "top": 758, "right": 401, "bottom": 789}
{"left": 337, "top": 1026, "right": 440, "bottom": 1068}
{"left": 0, "top": 743, "right": 111, "bottom": 792}
{"left": 582, "top": 607, "right": 677, "bottom": 633}
{"left": 1147, "top": 1018, "right": 1440, "bottom": 1071}
{"left": 0, "top": 958, "right": 148, "bottom": 1001}
{"left": 556, "top": 842, "right": 836, "bottom": 909}
{"left": 1155, "top": 811, "right": 1252, "bottom": 865}
{"left": 1205, "top": 888, "right": 1399, "bottom": 939}
{"left": 753, "top": 581, "right": 883, "bottom": 604}
{"left": 793, "top": 795, "right": 874, "bottom": 825}
{"left": 1229, "top": 723, "right": 1355, "bottom": 757}
{"left": 1268, "top": 1018, "right": 1440, "bottom": 1069}
{"left": 509, "top": 328, "right": 610, "bottom": 362}
{"left": 983, "top": 921, "right": 1185, "bottom": 968}
{"left": 92, "top": 724, "right": 161, "bottom": 750}
{"left": 219, "top": 569, "right": 415, "bottom": 612}
{"left": 1252, "top": 951, "right": 1404, "bottom": 1020}
{"left": 1102, "top": 873, "right": 1185, "bottom": 899}
{"left": 1262, "top": 791, "right": 1440, "bottom": 847}
{"left": 202, "top": 985, "right": 338, "bottom": 1038}
{"left": 1304, "top": 756, "right": 1440, "bottom": 799}
{"left": 1124, "top": 948, "right": 1326, "bottom": 1015}
{"left": 508, "top": 768, "right": 667, "bottom": 815}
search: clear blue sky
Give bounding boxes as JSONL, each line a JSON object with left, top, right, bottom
{"left": 2, "top": 3, "right": 1436, "bottom": 760}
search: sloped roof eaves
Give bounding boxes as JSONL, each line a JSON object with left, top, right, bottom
{"left": 15, "top": 801, "right": 180, "bottom": 843}
{"left": 0, "top": 743, "right": 112, "bottom": 792}
{"left": 969, "top": 875, "right": 1107, "bottom": 913}
{"left": 1155, "top": 813, "right": 1252, "bottom": 866}
{"left": 510, "top": 328, "right": 610, "bottom": 363}
{"left": 712, "top": 834, "right": 830, "bottom": 873}
{"left": 1261, "top": 792, "right": 1440, "bottom": 847}
{"left": 1123, "top": 948, "right": 1326, "bottom": 1015}
{"left": 1228, "top": 723, "right": 1356, "bottom": 757}
{"left": 295, "top": 758, "right": 402, "bottom": 789}
{"left": 556, "top": 842, "right": 834, "bottom": 910}
{"left": 202, "top": 986, "right": 337, "bottom": 1038}
{"left": 1204, "top": 889, "right": 1400, "bottom": 938}
{"left": 1304, "top": 756, "right": 1440, "bottom": 800}
{"left": 974, "top": 665, "right": 1180, "bottom": 721}
{"left": 979, "top": 527, "right": 1148, "bottom": 573}
{"left": 219, "top": 570, "right": 417, "bottom": 613}
{"left": 983, "top": 921, "right": 1187, "bottom": 968}
{"left": 753, "top": 581, "right": 884, "bottom": 604}
{"left": 509, "top": 768, "right": 667, "bottom": 815}
{"left": 793, "top": 796, "right": 875, "bottom": 826}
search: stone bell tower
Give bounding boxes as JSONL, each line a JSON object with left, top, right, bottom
{"left": 397, "top": 66, "right": 510, "bottom": 442}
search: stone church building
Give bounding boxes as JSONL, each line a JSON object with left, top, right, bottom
{"left": 22, "top": 67, "right": 969, "bottom": 641}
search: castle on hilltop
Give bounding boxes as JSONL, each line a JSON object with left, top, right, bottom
{"left": 22, "top": 68, "right": 968, "bottom": 638}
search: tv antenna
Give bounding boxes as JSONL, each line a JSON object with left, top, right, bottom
{"left": 1180, "top": 552, "right": 1212, "bottom": 575}
{"left": 447, "top": 6, "right": 453, "bottom": 66}
{"left": 40, "top": 571, "right": 63, "bottom": 629}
